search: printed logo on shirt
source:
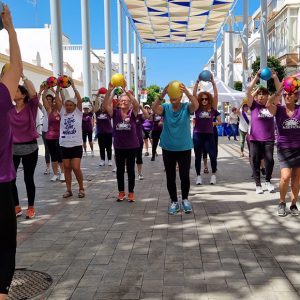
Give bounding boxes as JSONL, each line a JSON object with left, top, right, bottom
{"left": 282, "top": 118, "right": 300, "bottom": 129}
{"left": 154, "top": 116, "right": 161, "bottom": 121}
{"left": 258, "top": 108, "right": 273, "bottom": 119}
{"left": 98, "top": 113, "right": 108, "bottom": 120}
{"left": 62, "top": 114, "right": 76, "bottom": 137}
{"left": 116, "top": 122, "right": 131, "bottom": 131}
{"left": 199, "top": 111, "right": 211, "bottom": 119}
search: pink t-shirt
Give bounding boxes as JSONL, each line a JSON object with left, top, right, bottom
{"left": 9, "top": 95, "right": 39, "bottom": 143}
{"left": 0, "top": 83, "right": 16, "bottom": 182}
{"left": 46, "top": 111, "right": 61, "bottom": 140}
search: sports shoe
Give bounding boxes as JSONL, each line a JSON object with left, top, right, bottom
{"left": 128, "top": 192, "right": 135, "bottom": 202}
{"left": 151, "top": 157, "right": 155, "bottom": 161}
{"left": 51, "top": 175, "right": 58, "bottom": 182}
{"left": 91, "top": 151, "right": 94, "bottom": 157}
{"left": 108, "top": 160, "right": 112, "bottom": 166}
{"left": 290, "top": 204, "right": 299, "bottom": 216}
{"left": 210, "top": 175, "right": 217, "bottom": 185}
{"left": 278, "top": 202, "right": 287, "bottom": 217}
{"left": 99, "top": 160, "right": 105, "bottom": 166}
{"left": 112, "top": 167, "right": 116, "bottom": 172}
{"left": 138, "top": 174, "right": 144, "bottom": 180}
{"left": 117, "top": 191, "right": 126, "bottom": 201}
{"left": 43, "top": 167, "right": 50, "bottom": 175}
{"left": 15, "top": 206, "right": 22, "bottom": 217}
{"left": 144, "top": 152, "right": 149, "bottom": 156}
{"left": 168, "top": 202, "right": 180, "bottom": 215}
{"left": 83, "top": 151, "right": 87, "bottom": 157}
{"left": 196, "top": 175, "right": 202, "bottom": 185}
{"left": 182, "top": 199, "right": 192, "bottom": 214}
{"left": 256, "top": 185, "right": 263, "bottom": 194}
{"left": 26, "top": 207, "right": 35, "bottom": 219}
{"left": 59, "top": 173, "right": 65, "bottom": 182}
{"left": 266, "top": 181, "right": 275, "bottom": 193}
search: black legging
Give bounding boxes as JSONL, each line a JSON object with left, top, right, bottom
{"left": 0, "top": 181, "right": 16, "bottom": 295}
{"left": 203, "top": 129, "right": 219, "bottom": 160}
{"left": 98, "top": 133, "right": 112, "bottom": 161}
{"left": 250, "top": 140, "right": 274, "bottom": 186}
{"left": 162, "top": 149, "right": 191, "bottom": 202}
{"left": 42, "top": 131, "right": 50, "bottom": 164}
{"left": 115, "top": 148, "right": 137, "bottom": 193}
{"left": 151, "top": 130, "right": 161, "bottom": 159}
{"left": 12, "top": 148, "right": 38, "bottom": 207}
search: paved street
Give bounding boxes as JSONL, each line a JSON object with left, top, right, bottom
{"left": 13, "top": 137, "right": 300, "bottom": 300}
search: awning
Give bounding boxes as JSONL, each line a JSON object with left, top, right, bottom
{"left": 122, "top": 0, "right": 235, "bottom": 45}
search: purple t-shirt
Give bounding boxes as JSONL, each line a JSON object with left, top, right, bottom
{"left": 142, "top": 117, "right": 153, "bottom": 132}
{"left": 152, "top": 114, "right": 163, "bottom": 132}
{"left": 96, "top": 111, "right": 112, "bottom": 134}
{"left": 136, "top": 113, "right": 144, "bottom": 144}
{"left": 193, "top": 108, "right": 216, "bottom": 134}
{"left": 82, "top": 112, "right": 93, "bottom": 132}
{"left": 249, "top": 101, "right": 275, "bottom": 141}
{"left": 46, "top": 112, "right": 61, "bottom": 140}
{"left": 275, "top": 105, "right": 300, "bottom": 149}
{"left": 9, "top": 95, "right": 39, "bottom": 143}
{"left": 112, "top": 108, "right": 139, "bottom": 149}
{"left": 0, "top": 83, "right": 16, "bottom": 182}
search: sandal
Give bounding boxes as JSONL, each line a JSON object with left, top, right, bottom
{"left": 204, "top": 167, "right": 209, "bottom": 174}
{"left": 63, "top": 191, "right": 73, "bottom": 198}
{"left": 78, "top": 189, "right": 85, "bottom": 198}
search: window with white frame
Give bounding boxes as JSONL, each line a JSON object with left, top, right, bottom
{"left": 289, "top": 8, "right": 299, "bottom": 53}
{"left": 275, "top": 10, "right": 287, "bottom": 57}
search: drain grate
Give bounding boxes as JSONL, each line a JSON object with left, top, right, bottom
{"left": 8, "top": 269, "right": 53, "bottom": 300}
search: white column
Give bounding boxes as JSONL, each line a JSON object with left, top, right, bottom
{"left": 134, "top": 31, "right": 139, "bottom": 100}
{"left": 213, "top": 42, "right": 218, "bottom": 77}
{"left": 126, "top": 16, "right": 132, "bottom": 88}
{"left": 104, "top": 0, "right": 112, "bottom": 86}
{"left": 50, "top": 0, "right": 63, "bottom": 76}
{"left": 221, "top": 32, "right": 225, "bottom": 122}
{"left": 228, "top": 16, "right": 234, "bottom": 88}
{"left": 260, "top": 0, "right": 268, "bottom": 87}
{"left": 81, "top": 0, "right": 91, "bottom": 98}
{"left": 117, "top": 0, "right": 124, "bottom": 74}
{"left": 242, "top": 0, "right": 249, "bottom": 91}
{"left": 139, "top": 42, "right": 143, "bottom": 87}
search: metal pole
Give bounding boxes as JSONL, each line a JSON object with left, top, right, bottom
{"left": 117, "top": 0, "right": 124, "bottom": 74}
{"left": 242, "top": 0, "right": 249, "bottom": 91}
{"left": 221, "top": 32, "right": 226, "bottom": 122}
{"left": 260, "top": 0, "right": 268, "bottom": 87}
{"left": 81, "top": 0, "right": 92, "bottom": 99}
{"left": 50, "top": 0, "right": 63, "bottom": 76}
{"left": 126, "top": 16, "right": 132, "bottom": 88}
{"left": 214, "top": 42, "right": 218, "bottom": 77}
{"left": 134, "top": 32, "right": 139, "bottom": 100}
{"left": 228, "top": 16, "right": 234, "bottom": 88}
{"left": 104, "top": 0, "right": 112, "bottom": 86}
{"left": 139, "top": 42, "right": 143, "bottom": 87}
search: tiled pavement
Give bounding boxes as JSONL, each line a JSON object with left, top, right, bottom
{"left": 13, "top": 137, "right": 300, "bottom": 300}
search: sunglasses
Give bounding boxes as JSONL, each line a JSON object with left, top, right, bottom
{"left": 201, "top": 98, "right": 208, "bottom": 101}
{"left": 283, "top": 93, "right": 296, "bottom": 97}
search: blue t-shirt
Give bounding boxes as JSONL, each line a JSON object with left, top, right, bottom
{"left": 159, "top": 102, "right": 193, "bottom": 151}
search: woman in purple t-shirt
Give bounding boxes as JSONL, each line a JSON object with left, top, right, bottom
{"left": 103, "top": 83, "right": 140, "bottom": 202}
{"left": 192, "top": 75, "right": 218, "bottom": 185}
{"left": 246, "top": 70, "right": 281, "bottom": 194}
{"left": 82, "top": 100, "right": 94, "bottom": 157}
{"left": 267, "top": 87, "right": 300, "bottom": 216}
{"left": 142, "top": 105, "right": 153, "bottom": 156}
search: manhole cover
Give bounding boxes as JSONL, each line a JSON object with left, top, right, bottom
{"left": 8, "top": 269, "right": 53, "bottom": 300}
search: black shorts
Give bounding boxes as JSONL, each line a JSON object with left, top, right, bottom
{"left": 61, "top": 146, "right": 83, "bottom": 159}
{"left": 143, "top": 129, "right": 151, "bottom": 140}
{"left": 82, "top": 131, "right": 93, "bottom": 143}
{"left": 277, "top": 147, "right": 300, "bottom": 169}
{"left": 46, "top": 139, "right": 62, "bottom": 163}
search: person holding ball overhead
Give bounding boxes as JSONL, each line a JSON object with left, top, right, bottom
{"left": 152, "top": 81, "right": 198, "bottom": 215}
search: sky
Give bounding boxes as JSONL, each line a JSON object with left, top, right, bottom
{"left": 4, "top": 0, "right": 259, "bottom": 87}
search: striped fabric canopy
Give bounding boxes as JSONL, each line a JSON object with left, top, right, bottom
{"left": 123, "top": 0, "right": 235, "bottom": 44}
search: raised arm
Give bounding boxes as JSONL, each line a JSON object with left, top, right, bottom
{"left": 94, "top": 93, "right": 101, "bottom": 112}
{"left": 210, "top": 76, "right": 218, "bottom": 110}
{"left": 37, "top": 84, "right": 46, "bottom": 110}
{"left": 55, "top": 86, "right": 63, "bottom": 111}
{"left": 246, "top": 71, "right": 260, "bottom": 107}
{"left": 271, "top": 70, "right": 281, "bottom": 92}
{"left": 266, "top": 85, "right": 283, "bottom": 115}
{"left": 102, "top": 83, "right": 114, "bottom": 117}
{"left": 21, "top": 75, "right": 36, "bottom": 98}
{"left": 152, "top": 85, "right": 168, "bottom": 115}
{"left": 193, "top": 80, "right": 200, "bottom": 97}
{"left": 180, "top": 83, "right": 199, "bottom": 113}
{"left": 0, "top": 5, "right": 23, "bottom": 99}
{"left": 140, "top": 104, "right": 150, "bottom": 119}
{"left": 70, "top": 78, "right": 82, "bottom": 110}
{"left": 42, "top": 88, "right": 51, "bottom": 114}
{"left": 125, "top": 90, "right": 140, "bottom": 116}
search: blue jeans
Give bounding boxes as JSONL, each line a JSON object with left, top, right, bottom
{"left": 193, "top": 132, "right": 217, "bottom": 175}
{"left": 230, "top": 124, "right": 238, "bottom": 140}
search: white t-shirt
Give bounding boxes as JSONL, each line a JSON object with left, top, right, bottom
{"left": 239, "top": 110, "right": 250, "bottom": 133}
{"left": 229, "top": 112, "right": 239, "bottom": 125}
{"left": 59, "top": 106, "right": 83, "bottom": 147}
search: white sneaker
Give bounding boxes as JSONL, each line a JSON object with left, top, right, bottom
{"left": 196, "top": 175, "right": 202, "bottom": 185}
{"left": 51, "top": 175, "right": 58, "bottom": 182}
{"left": 266, "top": 182, "right": 275, "bottom": 193}
{"left": 59, "top": 173, "right": 65, "bottom": 182}
{"left": 83, "top": 152, "right": 87, "bottom": 157}
{"left": 91, "top": 151, "right": 94, "bottom": 157}
{"left": 210, "top": 175, "right": 217, "bottom": 185}
{"left": 108, "top": 160, "right": 112, "bottom": 166}
{"left": 138, "top": 174, "right": 144, "bottom": 180}
{"left": 112, "top": 167, "right": 116, "bottom": 172}
{"left": 99, "top": 160, "right": 105, "bottom": 166}
{"left": 256, "top": 186, "right": 264, "bottom": 194}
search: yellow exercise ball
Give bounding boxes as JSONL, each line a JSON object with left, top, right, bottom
{"left": 111, "top": 73, "right": 125, "bottom": 88}
{"left": 168, "top": 80, "right": 182, "bottom": 99}
{"left": 1, "top": 63, "right": 10, "bottom": 76}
